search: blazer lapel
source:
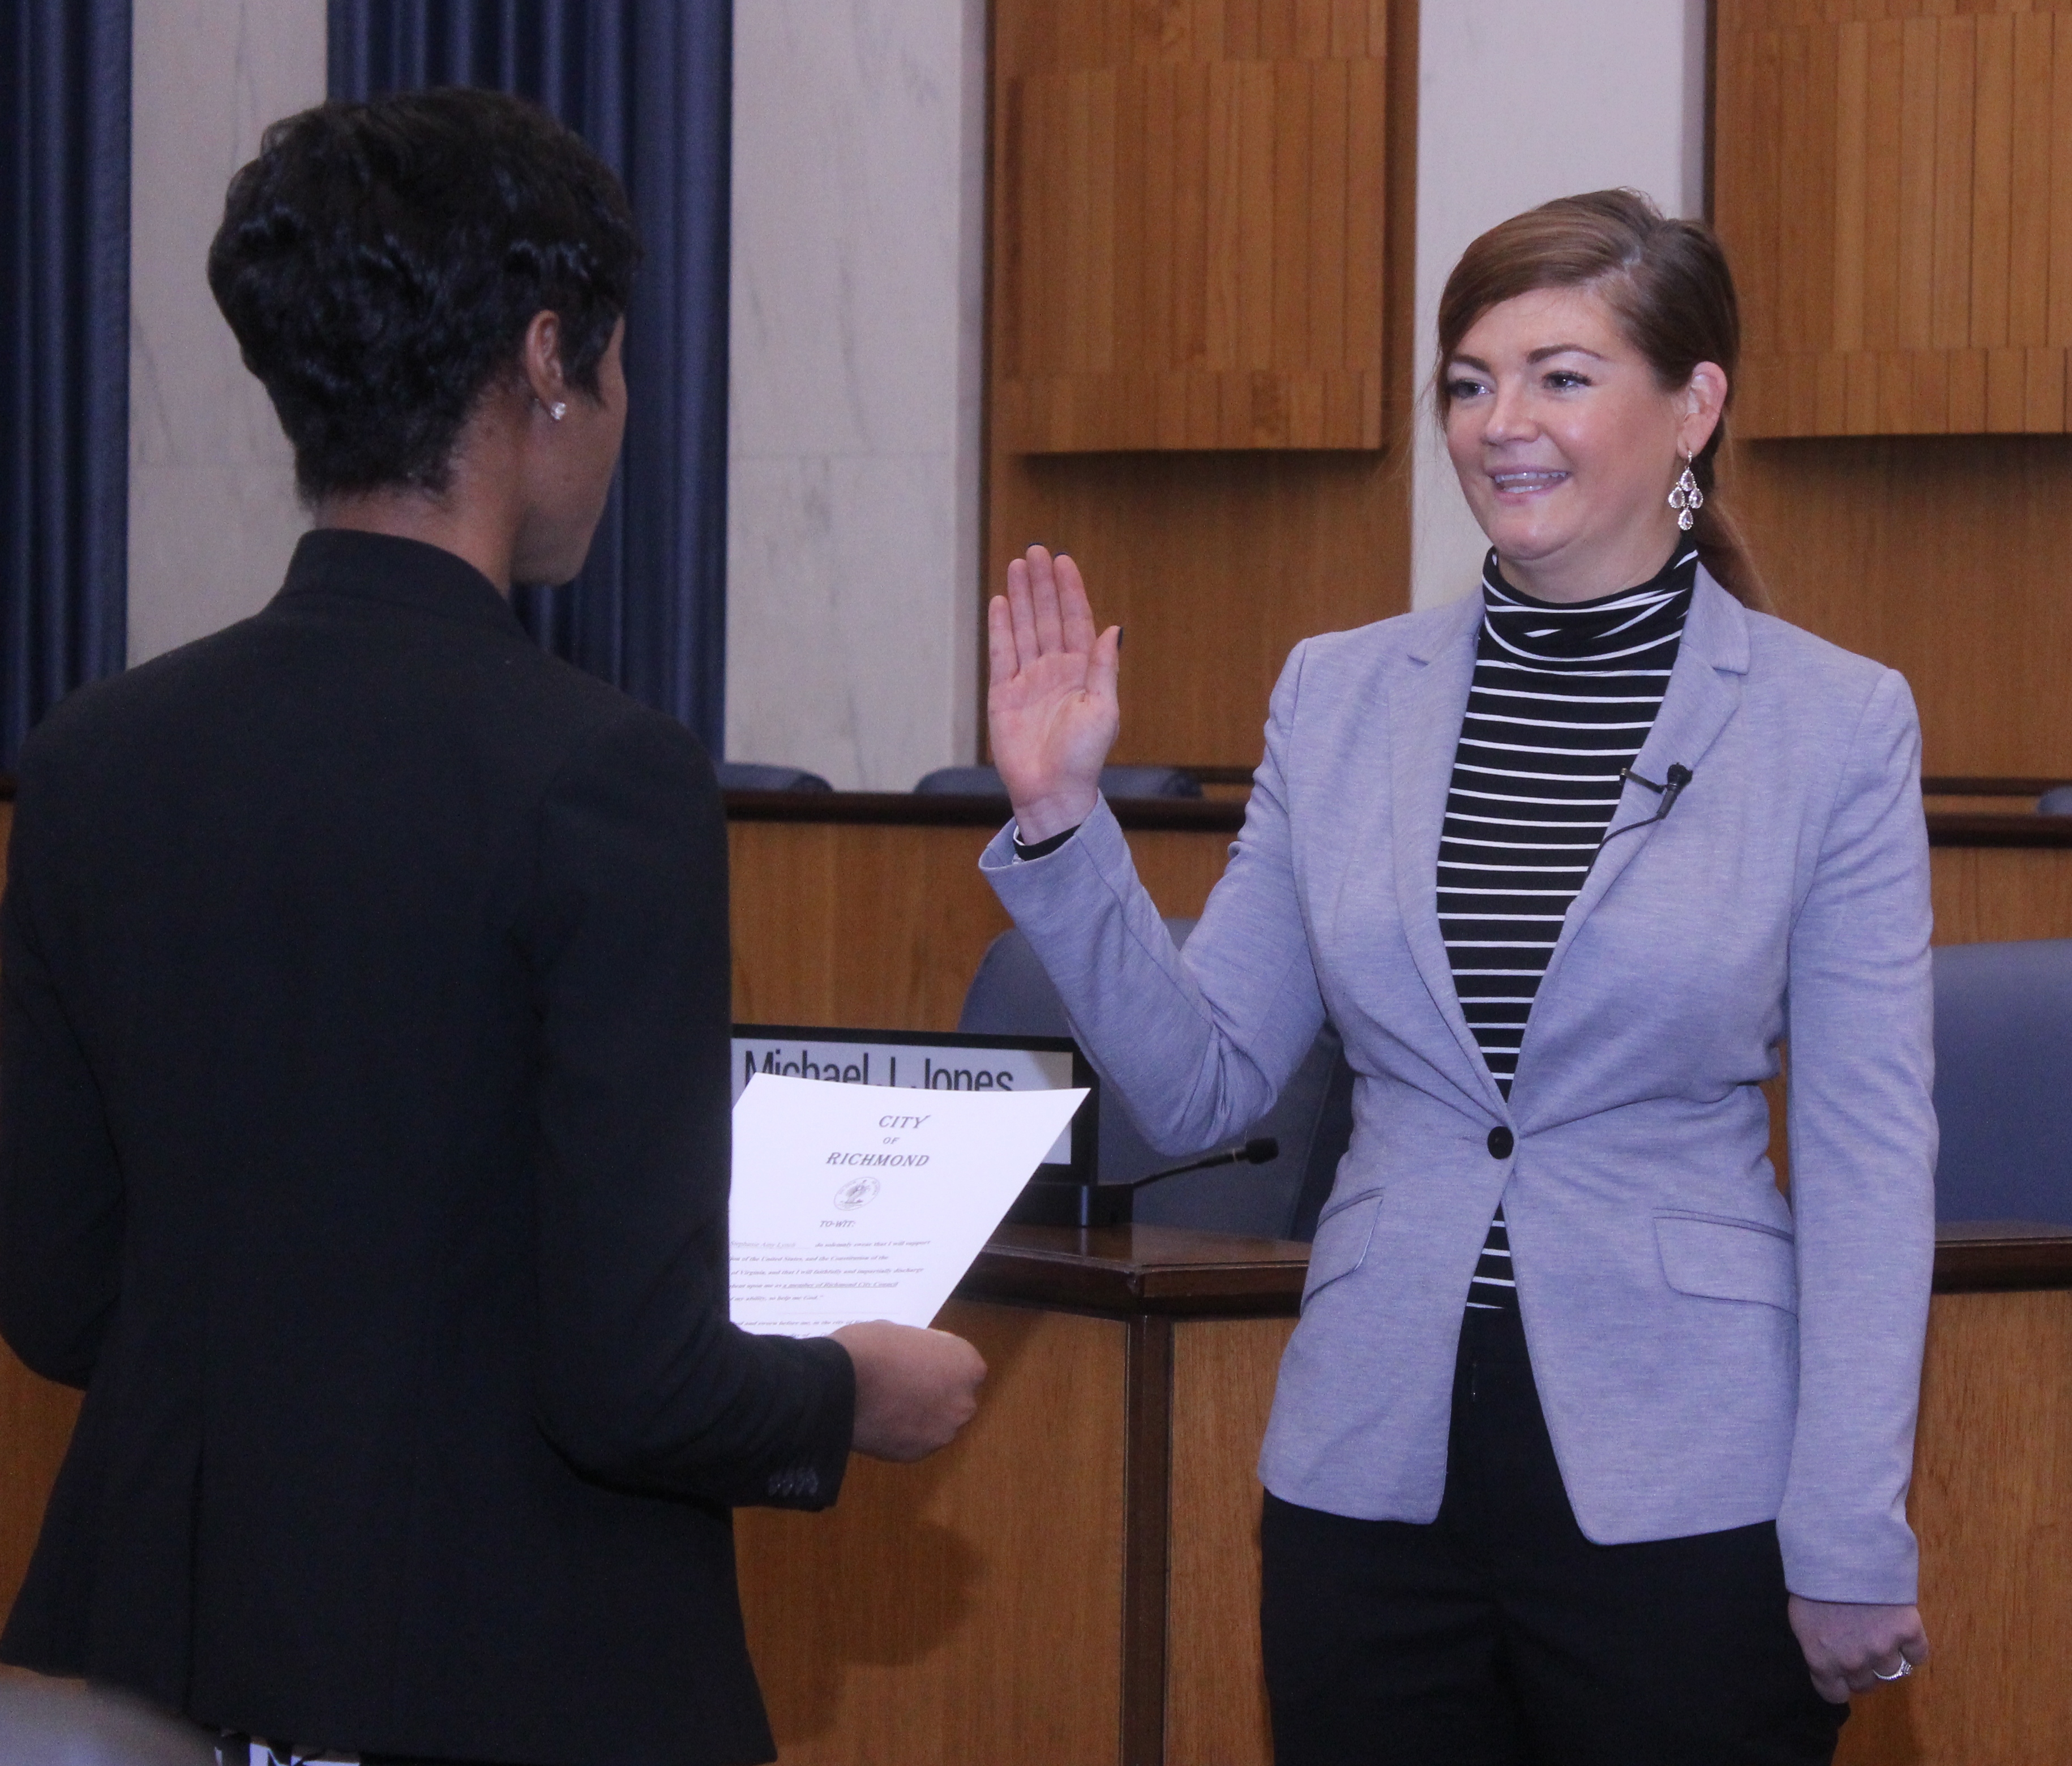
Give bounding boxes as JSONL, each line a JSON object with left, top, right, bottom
{"left": 1533, "top": 569, "right": 1751, "bottom": 1002}
{"left": 1388, "top": 594, "right": 1511, "bottom": 1115}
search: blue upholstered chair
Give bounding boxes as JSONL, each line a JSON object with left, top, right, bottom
{"left": 1930, "top": 938, "right": 2072, "bottom": 1224}
{"left": 914, "top": 764, "right": 1202, "bottom": 800}
{"left": 959, "top": 919, "right": 1351, "bottom": 1241}
{"left": 714, "top": 761, "right": 833, "bottom": 792}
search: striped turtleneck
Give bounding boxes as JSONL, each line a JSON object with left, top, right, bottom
{"left": 1442, "top": 543, "right": 1698, "bottom": 1312}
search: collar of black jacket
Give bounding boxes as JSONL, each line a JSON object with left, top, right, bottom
{"left": 274, "top": 528, "right": 528, "bottom": 638}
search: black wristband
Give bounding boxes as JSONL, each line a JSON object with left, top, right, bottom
{"left": 1012, "top": 822, "right": 1082, "bottom": 861}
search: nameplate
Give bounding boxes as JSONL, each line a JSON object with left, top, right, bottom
{"left": 733, "top": 1023, "right": 1098, "bottom": 1180}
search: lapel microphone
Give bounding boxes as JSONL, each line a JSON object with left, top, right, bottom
{"left": 1601, "top": 762, "right": 1693, "bottom": 848}
{"left": 1631, "top": 762, "right": 1692, "bottom": 815}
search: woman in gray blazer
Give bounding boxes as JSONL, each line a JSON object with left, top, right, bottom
{"left": 982, "top": 192, "right": 1933, "bottom": 1765}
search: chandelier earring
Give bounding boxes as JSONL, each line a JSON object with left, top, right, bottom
{"left": 1668, "top": 451, "right": 1703, "bottom": 531}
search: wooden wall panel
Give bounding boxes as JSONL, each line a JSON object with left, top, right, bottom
{"left": 997, "top": 451, "right": 1410, "bottom": 767}
{"left": 1834, "top": 1289, "right": 2072, "bottom": 1766}
{"left": 1930, "top": 845, "right": 2072, "bottom": 945}
{"left": 1167, "top": 1315, "right": 1294, "bottom": 1766}
{"left": 727, "top": 823, "right": 1013, "bottom": 1033}
{"left": 994, "top": 1, "right": 1387, "bottom": 450}
{"left": 1727, "top": 435, "right": 2072, "bottom": 777}
{"left": 1716, "top": 1, "right": 2072, "bottom": 438}
{"left": 982, "top": 0, "right": 1409, "bottom": 771}
{"left": 722, "top": 814, "right": 2072, "bottom": 1053}
{"left": 727, "top": 821, "right": 1232, "bottom": 1034}
{"left": 0, "top": 1356, "right": 76, "bottom": 1628}
{"left": 987, "top": 0, "right": 1418, "bottom": 769}
{"left": 723, "top": 815, "right": 2072, "bottom": 1098}
{"left": 735, "top": 1301, "right": 1129, "bottom": 1765}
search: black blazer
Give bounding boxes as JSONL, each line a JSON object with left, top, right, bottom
{"left": 0, "top": 531, "right": 854, "bottom": 1766}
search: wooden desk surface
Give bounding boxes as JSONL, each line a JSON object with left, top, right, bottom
{"left": 1930, "top": 1220, "right": 2072, "bottom": 1292}
{"left": 5, "top": 771, "right": 2071, "bottom": 845}
{"left": 958, "top": 1219, "right": 2072, "bottom": 1318}
{"left": 722, "top": 785, "right": 2072, "bottom": 851}
{"left": 964, "top": 1224, "right": 1310, "bottom": 1317}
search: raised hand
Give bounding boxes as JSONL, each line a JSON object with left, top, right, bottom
{"left": 987, "top": 546, "right": 1122, "bottom": 843}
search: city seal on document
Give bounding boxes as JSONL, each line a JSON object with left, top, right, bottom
{"left": 832, "top": 1174, "right": 882, "bottom": 1211}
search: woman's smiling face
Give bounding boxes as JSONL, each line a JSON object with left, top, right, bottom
{"left": 1441, "top": 284, "right": 1723, "bottom": 602}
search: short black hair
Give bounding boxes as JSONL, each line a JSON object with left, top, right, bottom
{"left": 207, "top": 87, "right": 641, "bottom": 502}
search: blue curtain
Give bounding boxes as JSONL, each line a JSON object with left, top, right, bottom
{"left": 0, "top": 1, "right": 130, "bottom": 771}
{"left": 328, "top": 1, "right": 732, "bottom": 753}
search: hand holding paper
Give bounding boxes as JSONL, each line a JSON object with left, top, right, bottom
{"left": 829, "top": 1320, "right": 989, "bottom": 1461}
{"left": 730, "top": 1071, "right": 1089, "bottom": 1335}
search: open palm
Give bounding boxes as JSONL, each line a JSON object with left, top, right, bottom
{"left": 987, "top": 546, "right": 1121, "bottom": 842}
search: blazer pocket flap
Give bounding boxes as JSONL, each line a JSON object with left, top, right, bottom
{"left": 1655, "top": 1214, "right": 1797, "bottom": 1313}
{"left": 1304, "top": 1188, "right": 1382, "bottom": 1305}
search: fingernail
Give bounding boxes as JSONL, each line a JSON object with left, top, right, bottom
{"left": 1118, "top": 625, "right": 1126, "bottom": 650}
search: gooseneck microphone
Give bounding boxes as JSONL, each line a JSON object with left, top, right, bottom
{"left": 1119, "top": 1135, "right": 1280, "bottom": 1191}
{"left": 1006, "top": 1136, "right": 1281, "bottom": 1229}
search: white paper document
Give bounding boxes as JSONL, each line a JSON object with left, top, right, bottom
{"left": 729, "top": 1071, "right": 1088, "bottom": 1336}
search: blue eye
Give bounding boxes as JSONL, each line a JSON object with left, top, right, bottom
{"left": 1545, "top": 370, "right": 1591, "bottom": 390}
{"left": 1445, "top": 376, "right": 1488, "bottom": 401}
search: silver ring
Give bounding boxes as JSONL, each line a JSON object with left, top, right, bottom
{"left": 1872, "top": 1657, "right": 1913, "bottom": 1682}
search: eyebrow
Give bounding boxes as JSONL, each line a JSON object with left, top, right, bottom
{"left": 1447, "top": 344, "right": 1611, "bottom": 372}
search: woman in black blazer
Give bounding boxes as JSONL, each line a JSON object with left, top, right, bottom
{"left": 0, "top": 89, "right": 982, "bottom": 1766}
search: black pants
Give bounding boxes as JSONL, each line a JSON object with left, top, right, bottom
{"left": 1260, "top": 1304, "right": 1849, "bottom": 1766}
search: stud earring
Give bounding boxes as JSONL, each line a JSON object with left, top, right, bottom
{"left": 549, "top": 401, "right": 568, "bottom": 422}
{"left": 1668, "top": 452, "right": 1703, "bottom": 531}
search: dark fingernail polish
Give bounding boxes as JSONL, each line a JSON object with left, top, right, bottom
{"left": 1118, "top": 625, "right": 1126, "bottom": 650}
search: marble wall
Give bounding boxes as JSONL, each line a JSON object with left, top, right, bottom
{"left": 127, "top": 1, "right": 326, "bottom": 666}
{"left": 725, "top": 0, "right": 988, "bottom": 791}
{"left": 1410, "top": 0, "right": 1710, "bottom": 607}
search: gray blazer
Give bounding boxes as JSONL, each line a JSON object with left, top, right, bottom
{"left": 982, "top": 571, "right": 1935, "bottom": 1604}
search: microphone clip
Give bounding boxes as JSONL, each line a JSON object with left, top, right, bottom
{"left": 1602, "top": 762, "right": 1693, "bottom": 848}
{"left": 1624, "top": 761, "right": 1692, "bottom": 816}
